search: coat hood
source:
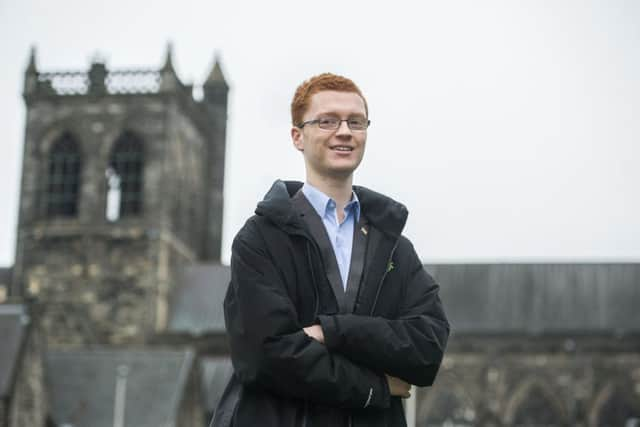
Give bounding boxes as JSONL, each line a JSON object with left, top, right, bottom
{"left": 255, "top": 180, "right": 408, "bottom": 237}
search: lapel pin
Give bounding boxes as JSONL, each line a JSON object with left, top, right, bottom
{"left": 361, "top": 226, "right": 368, "bottom": 235}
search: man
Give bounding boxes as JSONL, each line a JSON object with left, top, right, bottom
{"left": 212, "top": 73, "right": 449, "bottom": 427}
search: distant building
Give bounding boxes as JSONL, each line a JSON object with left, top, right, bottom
{"left": 2, "top": 45, "right": 231, "bottom": 427}
{"left": 419, "top": 263, "right": 640, "bottom": 426}
{"left": 1, "top": 48, "right": 639, "bottom": 427}
{"left": 15, "top": 44, "right": 227, "bottom": 346}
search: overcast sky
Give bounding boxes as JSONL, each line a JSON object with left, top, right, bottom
{"left": 1, "top": 0, "right": 639, "bottom": 266}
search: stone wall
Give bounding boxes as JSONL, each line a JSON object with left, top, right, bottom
{"left": 13, "top": 60, "right": 226, "bottom": 347}
{"left": 417, "top": 335, "right": 640, "bottom": 426}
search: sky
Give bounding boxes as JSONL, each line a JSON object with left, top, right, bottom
{"left": 0, "top": 0, "right": 639, "bottom": 266}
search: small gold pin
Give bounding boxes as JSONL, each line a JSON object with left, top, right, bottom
{"left": 361, "top": 226, "right": 368, "bottom": 235}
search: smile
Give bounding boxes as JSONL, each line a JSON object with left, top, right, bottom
{"left": 331, "top": 146, "right": 353, "bottom": 152}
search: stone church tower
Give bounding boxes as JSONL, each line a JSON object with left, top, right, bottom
{"left": 11, "top": 45, "right": 228, "bottom": 347}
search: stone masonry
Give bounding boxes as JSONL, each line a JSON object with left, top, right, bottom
{"left": 12, "top": 46, "right": 228, "bottom": 348}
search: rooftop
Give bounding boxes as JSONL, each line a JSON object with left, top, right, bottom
{"left": 428, "top": 263, "right": 640, "bottom": 334}
{"left": 0, "top": 304, "right": 29, "bottom": 398}
{"left": 168, "top": 263, "right": 230, "bottom": 335}
{"left": 165, "top": 262, "right": 640, "bottom": 336}
{"left": 46, "top": 349, "right": 194, "bottom": 427}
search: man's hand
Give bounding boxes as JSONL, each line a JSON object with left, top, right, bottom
{"left": 386, "top": 375, "right": 411, "bottom": 398}
{"left": 303, "top": 324, "right": 325, "bottom": 344}
{"left": 303, "top": 326, "right": 411, "bottom": 398}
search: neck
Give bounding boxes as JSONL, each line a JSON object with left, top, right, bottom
{"left": 306, "top": 172, "right": 353, "bottom": 210}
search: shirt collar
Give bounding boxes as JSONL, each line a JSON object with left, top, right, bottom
{"left": 302, "top": 182, "right": 360, "bottom": 222}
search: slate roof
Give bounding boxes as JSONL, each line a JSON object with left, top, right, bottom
{"left": 167, "top": 262, "right": 640, "bottom": 336}
{"left": 427, "top": 263, "right": 640, "bottom": 334}
{"left": 46, "top": 349, "right": 194, "bottom": 427}
{"left": 200, "top": 357, "right": 233, "bottom": 412}
{"left": 0, "top": 304, "right": 28, "bottom": 398}
{"left": 168, "top": 264, "right": 230, "bottom": 334}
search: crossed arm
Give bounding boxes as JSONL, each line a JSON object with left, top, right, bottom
{"left": 225, "top": 223, "right": 449, "bottom": 408}
{"left": 303, "top": 325, "right": 412, "bottom": 398}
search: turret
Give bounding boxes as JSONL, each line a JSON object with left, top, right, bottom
{"left": 203, "top": 54, "right": 229, "bottom": 108}
{"left": 14, "top": 46, "right": 230, "bottom": 345}
{"left": 160, "top": 42, "right": 180, "bottom": 92}
{"left": 201, "top": 54, "right": 229, "bottom": 261}
{"left": 88, "top": 55, "right": 107, "bottom": 95}
{"left": 23, "top": 47, "right": 39, "bottom": 104}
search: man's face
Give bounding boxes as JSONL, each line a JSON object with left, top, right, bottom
{"left": 291, "top": 90, "right": 367, "bottom": 181}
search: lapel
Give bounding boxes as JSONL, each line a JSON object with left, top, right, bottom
{"left": 343, "top": 215, "right": 368, "bottom": 313}
{"left": 291, "top": 190, "right": 390, "bottom": 315}
{"left": 257, "top": 181, "right": 407, "bottom": 316}
{"left": 291, "top": 191, "right": 346, "bottom": 311}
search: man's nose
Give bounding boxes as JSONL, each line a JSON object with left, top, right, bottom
{"left": 335, "top": 120, "right": 352, "bottom": 136}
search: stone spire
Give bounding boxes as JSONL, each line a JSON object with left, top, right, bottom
{"left": 160, "top": 42, "right": 179, "bottom": 92}
{"left": 161, "top": 42, "right": 175, "bottom": 73}
{"left": 23, "top": 46, "right": 39, "bottom": 100}
{"left": 204, "top": 53, "right": 228, "bottom": 89}
{"left": 26, "top": 46, "right": 38, "bottom": 74}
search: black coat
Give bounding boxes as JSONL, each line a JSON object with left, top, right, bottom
{"left": 211, "top": 180, "right": 450, "bottom": 427}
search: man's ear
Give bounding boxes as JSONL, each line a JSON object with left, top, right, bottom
{"left": 291, "top": 127, "right": 304, "bottom": 152}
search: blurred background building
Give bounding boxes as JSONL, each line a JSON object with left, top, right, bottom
{"left": 0, "top": 48, "right": 639, "bottom": 427}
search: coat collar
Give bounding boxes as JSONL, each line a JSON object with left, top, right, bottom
{"left": 255, "top": 180, "right": 408, "bottom": 238}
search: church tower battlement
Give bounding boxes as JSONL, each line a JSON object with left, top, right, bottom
{"left": 13, "top": 45, "right": 229, "bottom": 347}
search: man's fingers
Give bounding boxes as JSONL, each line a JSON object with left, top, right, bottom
{"left": 400, "top": 380, "right": 411, "bottom": 398}
{"left": 303, "top": 326, "right": 316, "bottom": 339}
{"left": 302, "top": 325, "right": 325, "bottom": 343}
{"left": 385, "top": 374, "right": 412, "bottom": 398}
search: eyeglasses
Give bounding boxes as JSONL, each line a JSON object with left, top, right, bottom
{"left": 297, "top": 116, "right": 371, "bottom": 131}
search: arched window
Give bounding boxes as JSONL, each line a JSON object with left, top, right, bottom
{"left": 595, "top": 385, "right": 640, "bottom": 427}
{"left": 512, "top": 385, "right": 562, "bottom": 427}
{"left": 47, "top": 133, "right": 81, "bottom": 217}
{"left": 107, "top": 132, "right": 143, "bottom": 219}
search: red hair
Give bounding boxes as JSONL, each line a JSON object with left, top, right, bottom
{"left": 291, "top": 73, "right": 368, "bottom": 126}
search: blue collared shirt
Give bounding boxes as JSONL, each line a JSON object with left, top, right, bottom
{"left": 302, "top": 183, "right": 360, "bottom": 290}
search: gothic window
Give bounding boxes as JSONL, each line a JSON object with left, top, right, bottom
{"left": 512, "top": 385, "right": 562, "bottom": 427}
{"left": 108, "top": 132, "right": 143, "bottom": 219}
{"left": 596, "top": 386, "right": 640, "bottom": 427}
{"left": 47, "top": 133, "right": 81, "bottom": 217}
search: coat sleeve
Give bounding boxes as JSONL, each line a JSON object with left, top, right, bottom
{"left": 318, "top": 238, "right": 450, "bottom": 387}
{"left": 224, "top": 220, "right": 390, "bottom": 409}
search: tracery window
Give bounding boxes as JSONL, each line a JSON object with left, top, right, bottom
{"left": 46, "top": 133, "right": 81, "bottom": 217}
{"left": 596, "top": 386, "right": 640, "bottom": 427}
{"left": 108, "top": 131, "right": 143, "bottom": 219}
{"left": 512, "top": 385, "right": 561, "bottom": 427}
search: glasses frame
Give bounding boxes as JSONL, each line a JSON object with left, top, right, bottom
{"left": 297, "top": 117, "right": 371, "bottom": 131}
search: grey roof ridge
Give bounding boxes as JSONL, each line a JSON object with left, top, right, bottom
{"left": 46, "top": 347, "right": 193, "bottom": 357}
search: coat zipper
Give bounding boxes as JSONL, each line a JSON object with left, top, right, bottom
{"left": 305, "top": 240, "right": 321, "bottom": 319}
{"left": 302, "top": 399, "right": 309, "bottom": 427}
{"left": 369, "top": 239, "right": 399, "bottom": 315}
{"left": 349, "top": 239, "right": 399, "bottom": 427}
{"left": 302, "top": 230, "right": 399, "bottom": 427}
